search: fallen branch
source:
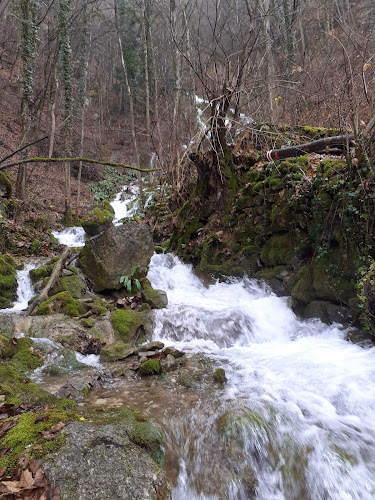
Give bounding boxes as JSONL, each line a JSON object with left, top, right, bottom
{"left": 0, "top": 136, "right": 49, "bottom": 164}
{"left": 266, "top": 135, "right": 355, "bottom": 161}
{"left": 28, "top": 247, "right": 75, "bottom": 315}
{"left": 0, "top": 156, "right": 161, "bottom": 173}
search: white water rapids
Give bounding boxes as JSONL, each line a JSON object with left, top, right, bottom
{"left": 147, "top": 253, "right": 375, "bottom": 500}
{"left": 6, "top": 183, "right": 375, "bottom": 498}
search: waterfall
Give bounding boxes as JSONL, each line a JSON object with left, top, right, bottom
{"left": 147, "top": 253, "right": 375, "bottom": 500}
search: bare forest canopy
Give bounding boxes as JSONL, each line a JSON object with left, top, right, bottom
{"left": 1, "top": 0, "right": 375, "bottom": 213}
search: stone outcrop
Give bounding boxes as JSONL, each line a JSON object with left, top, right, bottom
{"left": 79, "top": 222, "right": 154, "bottom": 292}
{"left": 44, "top": 422, "right": 171, "bottom": 500}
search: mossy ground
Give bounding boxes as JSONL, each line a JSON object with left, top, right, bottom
{"left": 0, "top": 336, "right": 78, "bottom": 475}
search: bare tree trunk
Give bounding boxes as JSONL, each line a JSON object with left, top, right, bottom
{"left": 117, "top": 32, "right": 145, "bottom": 205}
{"left": 142, "top": 0, "right": 152, "bottom": 185}
{"left": 48, "top": 65, "right": 58, "bottom": 158}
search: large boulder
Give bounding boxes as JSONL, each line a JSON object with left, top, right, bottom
{"left": 44, "top": 421, "right": 171, "bottom": 500}
{"left": 78, "top": 222, "right": 154, "bottom": 292}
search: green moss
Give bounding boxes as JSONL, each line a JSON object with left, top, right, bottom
{"left": 0, "top": 253, "right": 17, "bottom": 308}
{"left": 80, "top": 317, "right": 95, "bottom": 328}
{"left": 291, "top": 265, "right": 314, "bottom": 304}
{"left": 154, "top": 245, "right": 163, "bottom": 254}
{"left": 50, "top": 274, "right": 86, "bottom": 299}
{"left": 213, "top": 368, "right": 226, "bottom": 383}
{"left": 0, "top": 364, "right": 75, "bottom": 410}
{"left": 10, "top": 337, "right": 42, "bottom": 373}
{"left": 127, "top": 421, "right": 164, "bottom": 466}
{"left": 269, "top": 177, "right": 282, "bottom": 189}
{"left": 100, "top": 342, "right": 134, "bottom": 362}
{"left": 80, "top": 204, "right": 114, "bottom": 236}
{"left": 111, "top": 309, "right": 133, "bottom": 341}
{"left": 139, "top": 359, "right": 160, "bottom": 376}
{"left": 260, "top": 234, "right": 297, "bottom": 266}
{"left": 0, "top": 407, "right": 78, "bottom": 475}
{"left": 36, "top": 291, "right": 86, "bottom": 317}
{"left": 217, "top": 407, "right": 266, "bottom": 449}
{"left": 245, "top": 169, "right": 260, "bottom": 183}
{"left": 89, "top": 298, "right": 108, "bottom": 316}
{"left": 29, "top": 263, "right": 55, "bottom": 283}
{"left": 0, "top": 172, "right": 12, "bottom": 198}
{"left": 141, "top": 287, "right": 167, "bottom": 309}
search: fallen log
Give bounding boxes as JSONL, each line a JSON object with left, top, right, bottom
{"left": 266, "top": 134, "right": 355, "bottom": 161}
{"left": 28, "top": 247, "right": 76, "bottom": 316}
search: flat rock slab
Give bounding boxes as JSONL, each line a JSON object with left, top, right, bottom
{"left": 44, "top": 422, "right": 171, "bottom": 500}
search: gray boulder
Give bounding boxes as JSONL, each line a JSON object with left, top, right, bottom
{"left": 44, "top": 422, "right": 171, "bottom": 500}
{"left": 78, "top": 222, "right": 154, "bottom": 292}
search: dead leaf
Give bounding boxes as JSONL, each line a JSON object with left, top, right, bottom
{"left": 1, "top": 479, "right": 22, "bottom": 493}
{"left": 0, "top": 467, "right": 6, "bottom": 477}
{"left": 19, "top": 469, "right": 35, "bottom": 489}
{"left": 11, "top": 337, "right": 18, "bottom": 345}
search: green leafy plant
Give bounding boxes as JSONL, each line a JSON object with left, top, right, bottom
{"left": 120, "top": 265, "right": 140, "bottom": 292}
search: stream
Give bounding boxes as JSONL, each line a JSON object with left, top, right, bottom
{"left": 4, "top": 186, "right": 375, "bottom": 499}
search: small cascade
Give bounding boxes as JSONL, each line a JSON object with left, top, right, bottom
{"left": 52, "top": 227, "right": 86, "bottom": 247}
{"left": 2, "top": 261, "right": 36, "bottom": 313}
{"left": 111, "top": 184, "right": 141, "bottom": 224}
{"left": 146, "top": 253, "right": 375, "bottom": 500}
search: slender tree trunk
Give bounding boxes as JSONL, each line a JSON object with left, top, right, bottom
{"left": 142, "top": 0, "right": 152, "bottom": 185}
{"left": 117, "top": 29, "right": 144, "bottom": 205}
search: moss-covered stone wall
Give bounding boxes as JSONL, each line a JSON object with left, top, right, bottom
{"left": 155, "top": 153, "right": 375, "bottom": 325}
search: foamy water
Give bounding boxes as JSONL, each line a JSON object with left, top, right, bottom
{"left": 148, "top": 253, "right": 375, "bottom": 500}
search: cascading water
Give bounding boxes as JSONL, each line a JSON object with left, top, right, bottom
{"left": 52, "top": 226, "right": 86, "bottom": 247}
{"left": 146, "top": 253, "right": 375, "bottom": 500}
{"left": 52, "top": 182, "right": 152, "bottom": 245}
{"left": 2, "top": 261, "right": 36, "bottom": 313}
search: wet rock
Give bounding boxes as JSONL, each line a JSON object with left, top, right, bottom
{"left": 44, "top": 422, "right": 171, "bottom": 500}
{"left": 54, "top": 369, "right": 108, "bottom": 401}
{"left": 141, "top": 288, "right": 168, "bottom": 309}
{"left": 213, "top": 368, "right": 227, "bottom": 383}
{"left": 160, "top": 354, "right": 176, "bottom": 372}
{"left": 100, "top": 342, "right": 135, "bottom": 362}
{"left": 162, "top": 347, "right": 185, "bottom": 358}
{"left": 78, "top": 222, "right": 154, "bottom": 292}
{"left": 141, "top": 341, "right": 165, "bottom": 351}
{"left": 138, "top": 350, "right": 158, "bottom": 358}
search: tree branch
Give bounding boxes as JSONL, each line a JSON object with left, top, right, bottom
{"left": 0, "top": 156, "right": 161, "bottom": 172}
{"left": 0, "top": 135, "right": 49, "bottom": 164}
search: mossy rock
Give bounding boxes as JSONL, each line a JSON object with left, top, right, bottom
{"left": 29, "top": 263, "right": 55, "bottom": 283}
{"left": 36, "top": 291, "right": 87, "bottom": 317}
{"left": 140, "top": 359, "right": 161, "bottom": 376}
{"left": 49, "top": 274, "right": 87, "bottom": 299}
{"left": 0, "top": 172, "right": 12, "bottom": 199}
{"left": 141, "top": 287, "right": 168, "bottom": 309}
{"left": 291, "top": 265, "right": 315, "bottom": 304}
{"left": 127, "top": 419, "right": 164, "bottom": 466}
{"left": 260, "top": 233, "right": 297, "bottom": 266}
{"left": 80, "top": 317, "right": 95, "bottom": 328}
{"left": 100, "top": 342, "right": 134, "bottom": 362}
{"left": 41, "top": 349, "right": 87, "bottom": 376}
{"left": 0, "top": 254, "right": 17, "bottom": 309}
{"left": 0, "top": 336, "right": 41, "bottom": 373}
{"left": 111, "top": 308, "right": 153, "bottom": 344}
{"left": 0, "top": 362, "right": 77, "bottom": 475}
{"left": 80, "top": 205, "right": 114, "bottom": 236}
{"left": 213, "top": 368, "right": 226, "bottom": 383}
